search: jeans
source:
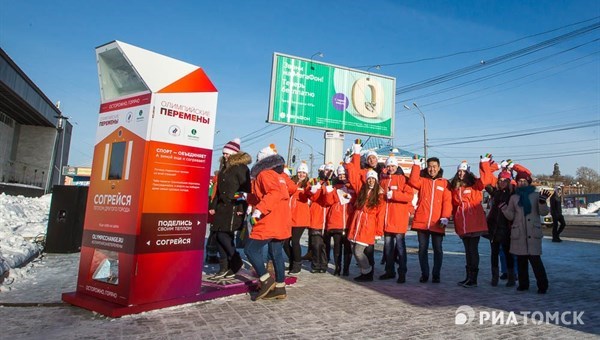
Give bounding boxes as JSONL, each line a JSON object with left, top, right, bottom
{"left": 244, "top": 238, "right": 285, "bottom": 283}
{"left": 352, "top": 243, "right": 374, "bottom": 274}
{"left": 417, "top": 231, "right": 444, "bottom": 278}
{"left": 499, "top": 247, "right": 517, "bottom": 274}
{"left": 491, "top": 240, "right": 513, "bottom": 271}
{"left": 384, "top": 232, "right": 407, "bottom": 275}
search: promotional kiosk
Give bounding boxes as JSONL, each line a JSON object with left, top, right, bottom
{"left": 62, "top": 41, "right": 243, "bottom": 317}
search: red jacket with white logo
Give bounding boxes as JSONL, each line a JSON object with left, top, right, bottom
{"left": 408, "top": 164, "right": 452, "bottom": 234}
{"left": 380, "top": 173, "right": 414, "bottom": 234}
{"left": 289, "top": 179, "right": 310, "bottom": 227}
{"left": 451, "top": 161, "right": 492, "bottom": 237}
{"left": 323, "top": 182, "right": 355, "bottom": 232}
{"left": 345, "top": 154, "right": 385, "bottom": 245}
{"left": 307, "top": 180, "right": 329, "bottom": 232}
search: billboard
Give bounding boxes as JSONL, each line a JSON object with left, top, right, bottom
{"left": 268, "top": 53, "right": 395, "bottom": 138}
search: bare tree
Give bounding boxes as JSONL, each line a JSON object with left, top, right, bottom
{"left": 575, "top": 167, "right": 600, "bottom": 193}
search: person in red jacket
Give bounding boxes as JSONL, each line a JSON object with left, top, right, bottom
{"left": 378, "top": 156, "right": 414, "bottom": 283}
{"left": 408, "top": 155, "right": 452, "bottom": 283}
{"left": 449, "top": 157, "right": 492, "bottom": 288}
{"left": 244, "top": 144, "right": 292, "bottom": 300}
{"left": 283, "top": 161, "right": 311, "bottom": 274}
{"left": 323, "top": 163, "right": 355, "bottom": 276}
{"left": 306, "top": 164, "right": 333, "bottom": 273}
{"left": 346, "top": 144, "right": 385, "bottom": 282}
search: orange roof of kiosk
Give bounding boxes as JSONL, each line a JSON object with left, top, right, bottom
{"left": 96, "top": 41, "right": 217, "bottom": 103}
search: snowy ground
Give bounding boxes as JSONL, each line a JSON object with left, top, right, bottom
{"left": 1, "top": 192, "right": 599, "bottom": 288}
{"left": 0, "top": 193, "right": 51, "bottom": 284}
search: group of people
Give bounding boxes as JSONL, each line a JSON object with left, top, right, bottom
{"left": 208, "top": 137, "right": 557, "bottom": 301}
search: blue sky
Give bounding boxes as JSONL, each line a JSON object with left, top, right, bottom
{"left": 1, "top": 0, "right": 599, "bottom": 177}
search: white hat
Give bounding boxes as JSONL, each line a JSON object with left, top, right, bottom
{"left": 385, "top": 156, "right": 398, "bottom": 167}
{"left": 257, "top": 144, "right": 277, "bottom": 162}
{"left": 336, "top": 164, "right": 346, "bottom": 175}
{"left": 325, "top": 162, "right": 335, "bottom": 171}
{"left": 297, "top": 161, "right": 309, "bottom": 174}
{"left": 318, "top": 164, "right": 326, "bottom": 171}
{"left": 366, "top": 150, "right": 378, "bottom": 159}
{"left": 457, "top": 161, "right": 470, "bottom": 172}
{"left": 366, "top": 169, "right": 378, "bottom": 180}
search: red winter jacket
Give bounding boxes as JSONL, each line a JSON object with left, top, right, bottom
{"left": 307, "top": 181, "right": 329, "bottom": 232}
{"left": 346, "top": 155, "right": 384, "bottom": 245}
{"left": 289, "top": 179, "right": 310, "bottom": 227}
{"left": 247, "top": 169, "right": 292, "bottom": 240}
{"left": 408, "top": 163, "right": 452, "bottom": 234}
{"left": 451, "top": 162, "right": 492, "bottom": 237}
{"left": 323, "top": 182, "right": 355, "bottom": 232}
{"left": 380, "top": 173, "right": 414, "bottom": 234}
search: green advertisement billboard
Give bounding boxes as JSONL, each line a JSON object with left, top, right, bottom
{"left": 268, "top": 53, "right": 396, "bottom": 138}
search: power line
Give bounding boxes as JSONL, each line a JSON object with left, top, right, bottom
{"left": 397, "top": 42, "right": 600, "bottom": 104}
{"left": 395, "top": 21, "right": 600, "bottom": 94}
{"left": 352, "top": 16, "right": 600, "bottom": 68}
{"left": 429, "top": 120, "right": 599, "bottom": 147}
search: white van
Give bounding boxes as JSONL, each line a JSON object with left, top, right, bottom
{"left": 536, "top": 186, "right": 554, "bottom": 226}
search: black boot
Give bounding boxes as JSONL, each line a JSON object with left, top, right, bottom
{"left": 397, "top": 272, "right": 406, "bottom": 284}
{"left": 379, "top": 272, "right": 396, "bottom": 280}
{"left": 491, "top": 267, "right": 499, "bottom": 287}
{"left": 288, "top": 261, "right": 302, "bottom": 274}
{"left": 457, "top": 266, "right": 469, "bottom": 286}
{"left": 354, "top": 268, "right": 374, "bottom": 282}
{"left": 253, "top": 275, "right": 275, "bottom": 301}
{"left": 506, "top": 271, "right": 516, "bottom": 287}
{"left": 213, "top": 259, "right": 229, "bottom": 278}
{"left": 342, "top": 253, "right": 351, "bottom": 276}
{"left": 230, "top": 252, "right": 243, "bottom": 274}
{"left": 263, "top": 285, "right": 287, "bottom": 300}
{"left": 463, "top": 268, "right": 478, "bottom": 288}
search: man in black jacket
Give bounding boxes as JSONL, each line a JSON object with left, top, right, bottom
{"left": 551, "top": 186, "right": 567, "bottom": 242}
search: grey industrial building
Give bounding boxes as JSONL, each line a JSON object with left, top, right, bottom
{"left": 0, "top": 47, "right": 72, "bottom": 196}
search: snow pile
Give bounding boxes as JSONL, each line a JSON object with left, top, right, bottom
{"left": 0, "top": 193, "right": 51, "bottom": 281}
{"left": 563, "top": 200, "right": 600, "bottom": 216}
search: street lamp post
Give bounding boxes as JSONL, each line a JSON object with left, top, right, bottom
{"left": 403, "top": 103, "right": 427, "bottom": 160}
{"left": 294, "top": 138, "right": 314, "bottom": 178}
{"left": 310, "top": 52, "right": 324, "bottom": 70}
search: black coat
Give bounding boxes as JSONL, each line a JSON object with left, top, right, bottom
{"left": 210, "top": 152, "right": 252, "bottom": 232}
{"left": 485, "top": 185, "right": 512, "bottom": 244}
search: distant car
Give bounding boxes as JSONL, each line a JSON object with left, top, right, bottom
{"left": 536, "top": 186, "right": 554, "bottom": 226}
